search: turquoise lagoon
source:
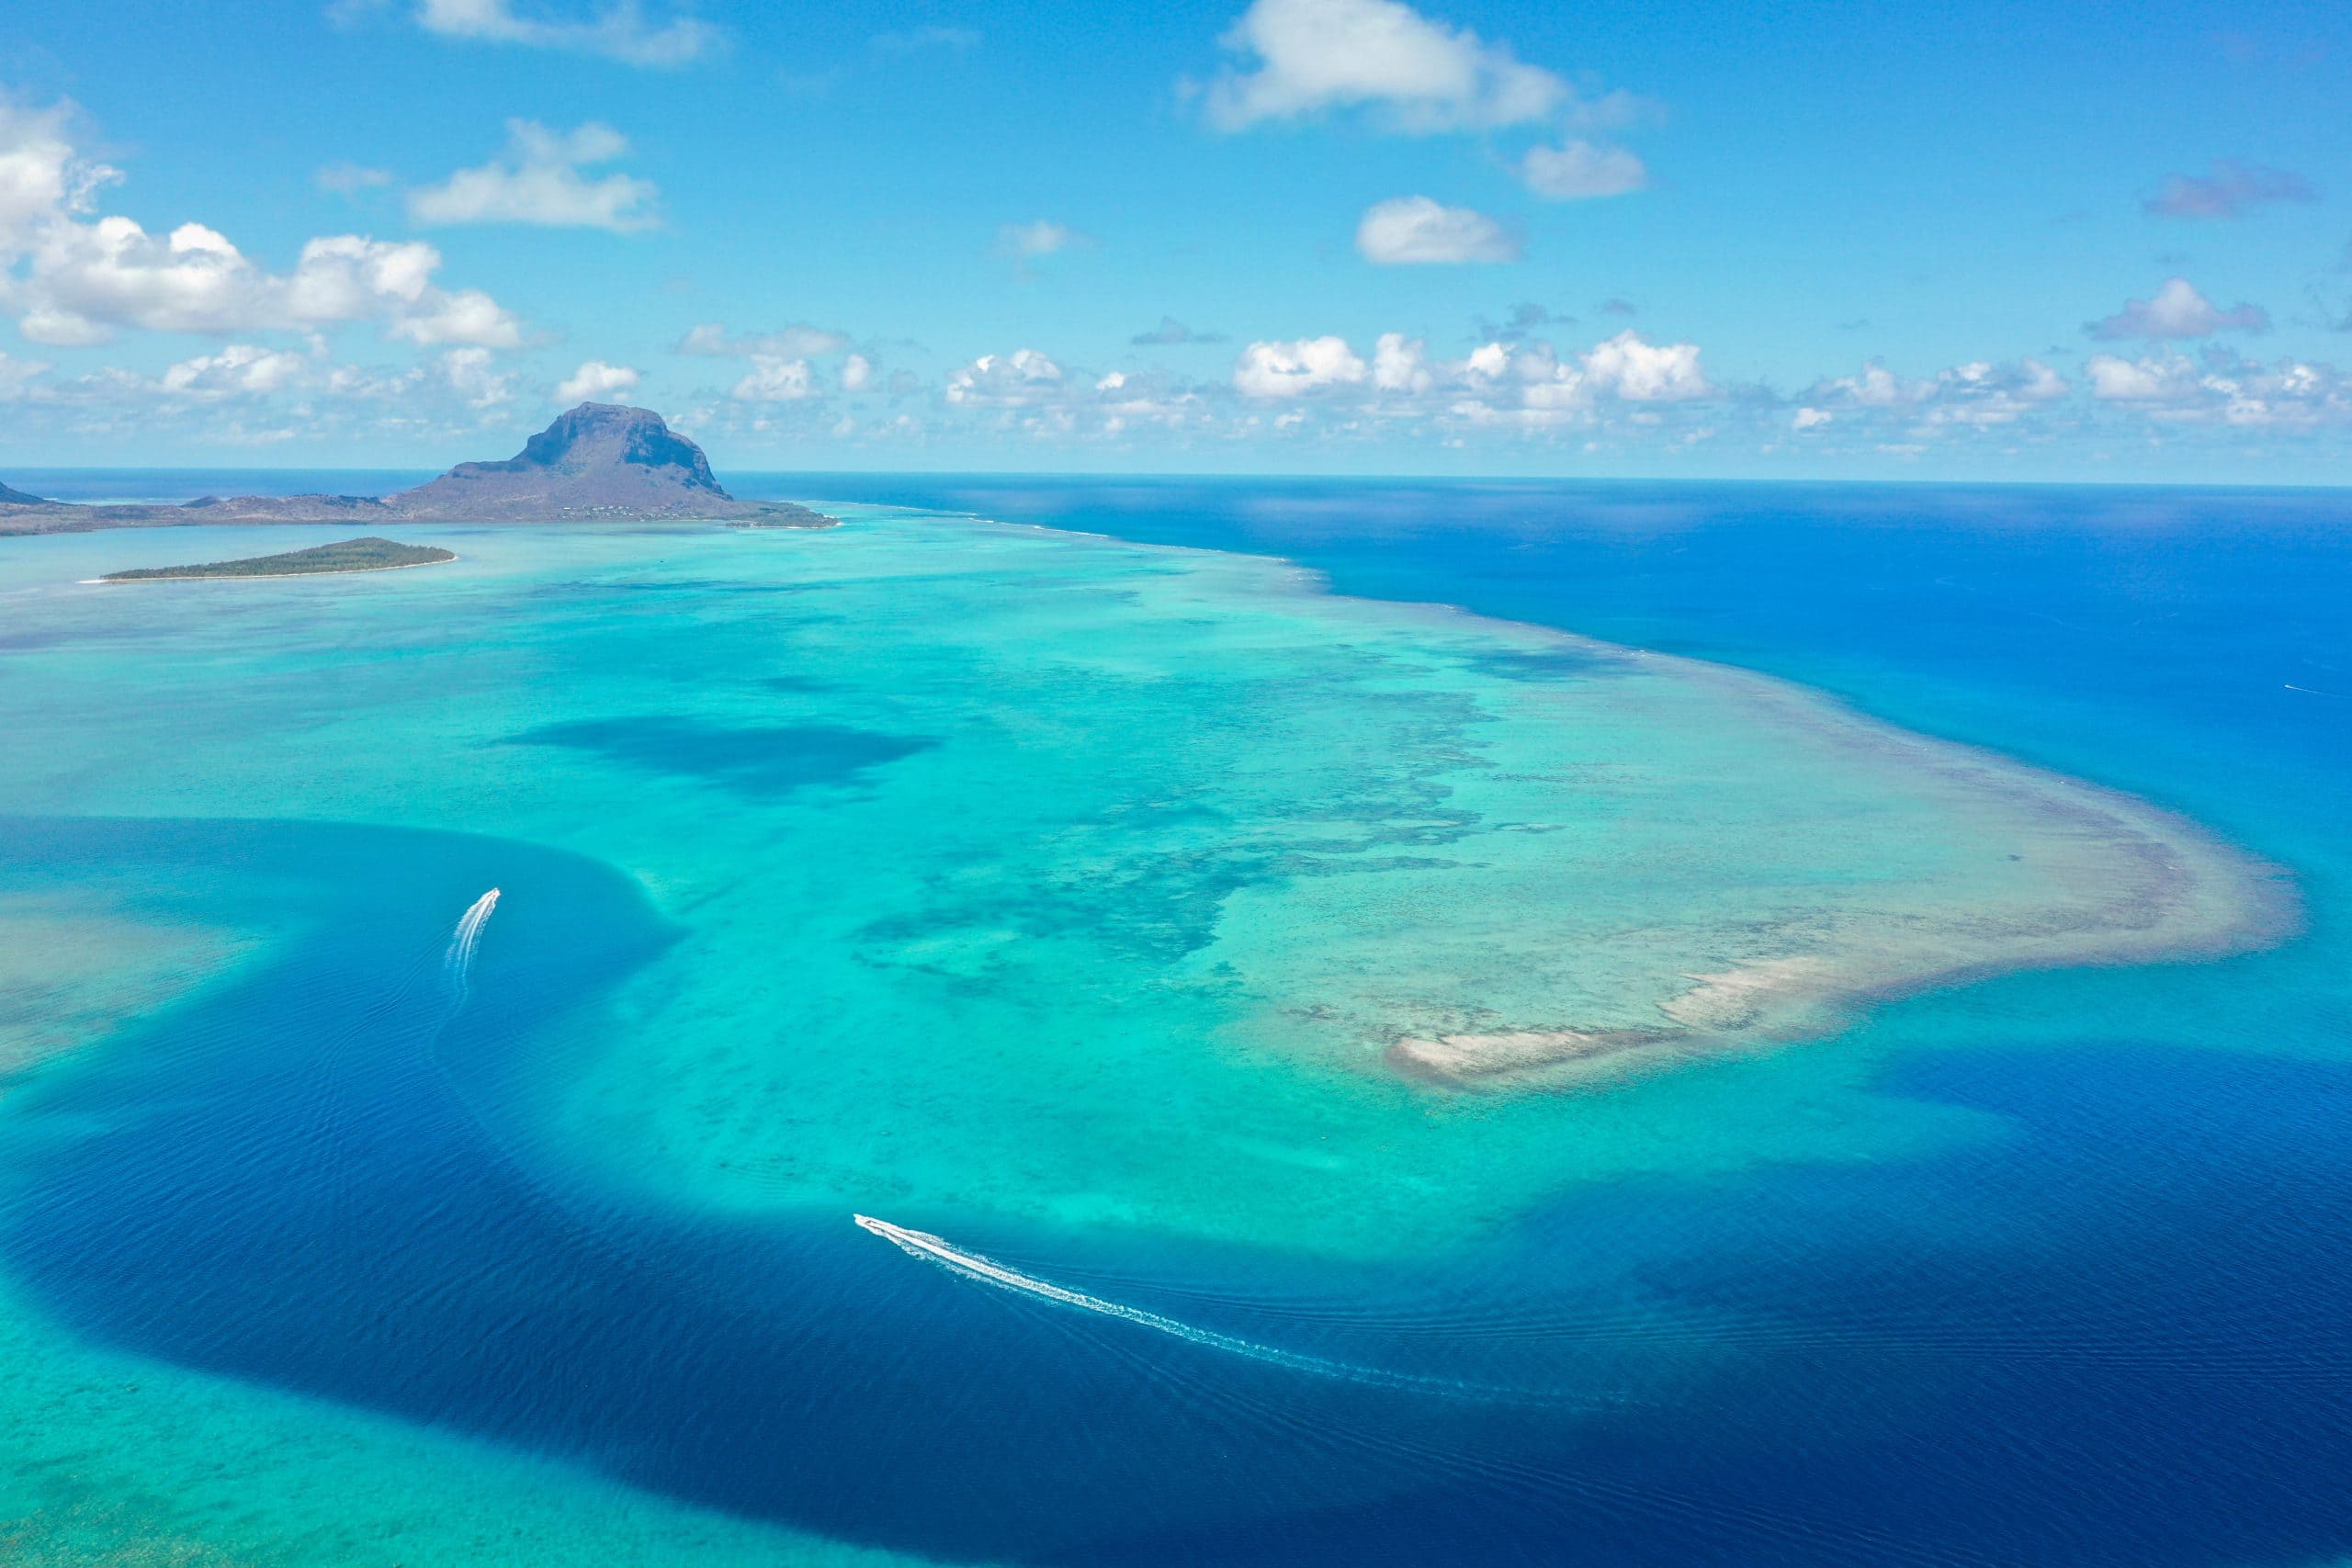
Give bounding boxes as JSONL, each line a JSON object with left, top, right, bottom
{"left": 0, "top": 486, "right": 2342, "bottom": 1566}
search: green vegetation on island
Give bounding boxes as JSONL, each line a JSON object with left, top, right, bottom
{"left": 100, "top": 537, "right": 457, "bottom": 581}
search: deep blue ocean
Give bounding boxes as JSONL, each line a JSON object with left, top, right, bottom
{"left": 6, "top": 474, "right": 2352, "bottom": 1565}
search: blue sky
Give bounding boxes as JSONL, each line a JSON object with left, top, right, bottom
{"left": 2, "top": 0, "right": 2349, "bottom": 478}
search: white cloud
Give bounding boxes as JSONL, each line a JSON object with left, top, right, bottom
{"left": 1233, "top": 335, "right": 1369, "bottom": 397}
{"left": 0, "top": 98, "right": 115, "bottom": 255}
{"left": 555, "top": 358, "right": 639, "bottom": 401}
{"left": 1372, "top": 332, "right": 1432, "bottom": 392}
{"left": 1811, "top": 362, "right": 1935, "bottom": 409}
{"left": 1202, "top": 0, "right": 1566, "bottom": 132}
{"left": 840, "top": 352, "right": 873, "bottom": 391}
{"left": 408, "top": 121, "right": 658, "bottom": 232}
{"left": 1579, "top": 330, "right": 1710, "bottom": 400}
{"left": 0, "top": 99, "right": 522, "bottom": 349}
{"left": 732, "top": 356, "right": 817, "bottom": 401}
{"left": 1355, "top": 196, "right": 1519, "bottom": 264}
{"left": 2011, "top": 359, "right": 2070, "bottom": 402}
{"left": 2199, "top": 358, "right": 2352, "bottom": 427}
{"left": 2085, "top": 352, "right": 2203, "bottom": 403}
{"left": 1807, "top": 355, "right": 2071, "bottom": 428}
{"left": 2079, "top": 349, "right": 2352, "bottom": 427}
{"left": 1917, "top": 359, "right": 2070, "bottom": 425}
{"left": 413, "top": 0, "right": 718, "bottom": 67}
{"left": 2086, "top": 276, "right": 2268, "bottom": 340}
{"left": 1520, "top": 139, "right": 1647, "bottom": 199}
{"left": 1792, "top": 406, "right": 1831, "bottom": 431}
{"left": 1233, "top": 326, "right": 1707, "bottom": 414}
{"left": 2144, "top": 160, "right": 2316, "bottom": 220}
{"left": 1460, "top": 340, "right": 1510, "bottom": 379}
{"left": 435, "top": 345, "right": 515, "bottom": 408}
{"left": 307, "top": 343, "right": 515, "bottom": 413}
{"left": 18, "top": 222, "right": 523, "bottom": 347}
{"left": 17, "top": 308, "right": 113, "bottom": 346}
{"left": 0, "top": 350, "right": 51, "bottom": 400}
{"left": 945, "top": 348, "right": 1064, "bottom": 405}
{"left": 157, "top": 343, "right": 311, "bottom": 397}
{"left": 677, "top": 321, "right": 850, "bottom": 358}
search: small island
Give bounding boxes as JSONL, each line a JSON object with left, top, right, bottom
{"left": 100, "top": 537, "right": 457, "bottom": 581}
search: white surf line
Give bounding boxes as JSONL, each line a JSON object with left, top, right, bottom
{"left": 2284, "top": 682, "right": 2346, "bottom": 698}
{"left": 854, "top": 1214, "right": 1627, "bottom": 1406}
{"left": 444, "top": 887, "right": 502, "bottom": 987}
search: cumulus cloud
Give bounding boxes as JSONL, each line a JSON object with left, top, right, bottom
{"left": 1917, "top": 358, "right": 2070, "bottom": 425}
{"left": 307, "top": 343, "right": 515, "bottom": 412}
{"left": 1442, "top": 331, "right": 1711, "bottom": 416}
{"left": 944, "top": 348, "right": 1064, "bottom": 405}
{"left": 2143, "top": 160, "right": 2316, "bottom": 220}
{"left": 677, "top": 320, "right": 863, "bottom": 402}
{"left": 2085, "top": 352, "right": 2205, "bottom": 404}
{"left": 17, "top": 225, "right": 524, "bottom": 348}
{"left": 1233, "top": 335, "right": 1369, "bottom": 397}
{"left": 1356, "top": 196, "right": 1519, "bottom": 264}
{"left": 731, "top": 357, "right": 817, "bottom": 401}
{"left": 0, "top": 97, "right": 523, "bottom": 351}
{"left": 2081, "top": 349, "right": 2352, "bottom": 426}
{"left": 1809, "top": 361, "right": 1935, "bottom": 409}
{"left": 1372, "top": 332, "right": 1432, "bottom": 392}
{"left": 1233, "top": 326, "right": 1709, "bottom": 413}
{"left": 676, "top": 321, "right": 850, "bottom": 357}
{"left": 2086, "top": 277, "right": 2269, "bottom": 341}
{"left": 435, "top": 345, "right": 514, "bottom": 407}
{"left": 408, "top": 121, "right": 658, "bottom": 231}
{"left": 1200, "top": 0, "right": 1566, "bottom": 131}
{"left": 1805, "top": 356, "right": 2069, "bottom": 427}
{"left": 413, "top": 0, "right": 718, "bottom": 67}
{"left": 1520, "top": 139, "right": 1647, "bottom": 199}
{"left": 1792, "top": 406, "right": 1832, "bottom": 431}
{"left": 0, "top": 98, "right": 114, "bottom": 254}
{"left": 156, "top": 343, "right": 311, "bottom": 397}
{"left": 555, "top": 358, "right": 639, "bottom": 401}
{"left": 1577, "top": 330, "right": 1711, "bottom": 400}
{"left": 2196, "top": 357, "right": 2352, "bottom": 427}
{"left": 0, "top": 102, "right": 528, "bottom": 354}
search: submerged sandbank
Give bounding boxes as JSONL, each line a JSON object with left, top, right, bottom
{"left": 1383, "top": 639, "right": 2291, "bottom": 1084}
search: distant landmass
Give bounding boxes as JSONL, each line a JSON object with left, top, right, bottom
{"left": 0, "top": 404, "right": 834, "bottom": 535}
{"left": 100, "top": 537, "right": 458, "bottom": 581}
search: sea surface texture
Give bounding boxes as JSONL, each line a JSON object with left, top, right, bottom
{"left": 0, "top": 479, "right": 2346, "bottom": 1566}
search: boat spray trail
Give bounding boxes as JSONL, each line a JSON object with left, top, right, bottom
{"left": 855, "top": 1213, "right": 1637, "bottom": 1408}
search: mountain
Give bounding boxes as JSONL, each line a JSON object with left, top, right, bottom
{"left": 384, "top": 402, "right": 763, "bottom": 521}
{"left": 0, "top": 405, "right": 832, "bottom": 534}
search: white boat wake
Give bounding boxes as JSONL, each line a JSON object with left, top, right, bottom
{"left": 854, "top": 1213, "right": 1617, "bottom": 1405}
{"left": 445, "top": 888, "right": 502, "bottom": 989}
